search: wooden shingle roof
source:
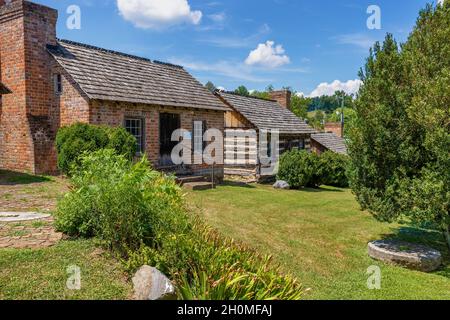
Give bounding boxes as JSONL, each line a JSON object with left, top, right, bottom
{"left": 0, "top": 82, "right": 11, "bottom": 94}
{"left": 217, "top": 91, "right": 316, "bottom": 134}
{"left": 311, "top": 132, "right": 348, "bottom": 155}
{"left": 47, "top": 40, "right": 229, "bottom": 112}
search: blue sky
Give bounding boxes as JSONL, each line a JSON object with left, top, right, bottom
{"left": 34, "top": 0, "right": 440, "bottom": 96}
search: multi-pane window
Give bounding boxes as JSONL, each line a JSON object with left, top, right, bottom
{"left": 54, "top": 74, "right": 62, "bottom": 95}
{"left": 125, "top": 118, "right": 144, "bottom": 155}
{"left": 193, "top": 120, "right": 207, "bottom": 155}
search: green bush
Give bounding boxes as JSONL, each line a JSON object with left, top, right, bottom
{"left": 56, "top": 148, "right": 303, "bottom": 300}
{"left": 55, "top": 123, "right": 137, "bottom": 175}
{"left": 55, "top": 149, "right": 185, "bottom": 254}
{"left": 277, "top": 150, "right": 321, "bottom": 188}
{"left": 317, "top": 151, "right": 350, "bottom": 187}
{"left": 105, "top": 126, "right": 138, "bottom": 160}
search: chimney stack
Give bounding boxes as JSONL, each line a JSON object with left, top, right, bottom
{"left": 269, "top": 90, "right": 292, "bottom": 110}
{"left": 0, "top": 0, "right": 58, "bottom": 173}
{"left": 324, "top": 122, "right": 344, "bottom": 138}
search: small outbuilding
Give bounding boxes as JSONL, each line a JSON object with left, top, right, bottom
{"left": 216, "top": 90, "right": 316, "bottom": 179}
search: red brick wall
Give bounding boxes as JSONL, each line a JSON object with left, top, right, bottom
{"left": 90, "top": 100, "right": 225, "bottom": 178}
{"left": 0, "top": 0, "right": 59, "bottom": 174}
{"left": 310, "top": 139, "right": 326, "bottom": 155}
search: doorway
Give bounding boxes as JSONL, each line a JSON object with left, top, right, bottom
{"left": 159, "top": 113, "right": 181, "bottom": 166}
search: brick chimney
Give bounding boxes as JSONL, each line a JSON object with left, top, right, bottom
{"left": 324, "top": 122, "right": 344, "bottom": 138}
{"left": 269, "top": 90, "right": 291, "bottom": 110}
{"left": 0, "top": 0, "right": 58, "bottom": 173}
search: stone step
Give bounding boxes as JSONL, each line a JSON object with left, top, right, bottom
{"left": 176, "top": 175, "right": 206, "bottom": 185}
{"left": 183, "top": 181, "right": 213, "bottom": 191}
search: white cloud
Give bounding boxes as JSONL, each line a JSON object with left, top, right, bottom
{"left": 438, "top": 0, "right": 444, "bottom": 5}
{"left": 308, "top": 79, "right": 362, "bottom": 98}
{"left": 334, "top": 33, "right": 377, "bottom": 50}
{"left": 207, "top": 12, "right": 226, "bottom": 23}
{"left": 168, "top": 58, "right": 271, "bottom": 83}
{"left": 117, "top": 0, "right": 202, "bottom": 30}
{"left": 245, "top": 41, "right": 290, "bottom": 68}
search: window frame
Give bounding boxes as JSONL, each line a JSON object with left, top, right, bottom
{"left": 54, "top": 74, "right": 63, "bottom": 95}
{"left": 124, "top": 117, "right": 145, "bottom": 155}
{"left": 193, "top": 120, "right": 207, "bottom": 155}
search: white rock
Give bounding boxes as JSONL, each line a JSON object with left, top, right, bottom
{"left": 132, "top": 265, "right": 176, "bottom": 300}
{"left": 273, "top": 180, "right": 290, "bottom": 190}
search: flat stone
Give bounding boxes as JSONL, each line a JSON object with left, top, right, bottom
{"left": 132, "top": 265, "right": 176, "bottom": 300}
{"left": 273, "top": 180, "right": 290, "bottom": 190}
{"left": 368, "top": 240, "right": 442, "bottom": 272}
{"left": 0, "top": 212, "right": 51, "bottom": 222}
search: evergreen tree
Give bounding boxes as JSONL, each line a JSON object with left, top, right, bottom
{"left": 348, "top": 3, "right": 450, "bottom": 250}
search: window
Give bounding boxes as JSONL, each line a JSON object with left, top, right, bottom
{"left": 125, "top": 118, "right": 144, "bottom": 154}
{"left": 193, "top": 120, "right": 207, "bottom": 154}
{"left": 54, "top": 74, "right": 62, "bottom": 95}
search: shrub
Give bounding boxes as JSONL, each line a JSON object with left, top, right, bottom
{"left": 56, "top": 148, "right": 303, "bottom": 300}
{"left": 317, "top": 151, "right": 350, "bottom": 187}
{"left": 55, "top": 123, "right": 137, "bottom": 175}
{"left": 56, "top": 123, "right": 109, "bottom": 175}
{"left": 277, "top": 150, "right": 321, "bottom": 188}
{"left": 54, "top": 149, "right": 185, "bottom": 255}
{"left": 105, "top": 126, "right": 138, "bottom": 160}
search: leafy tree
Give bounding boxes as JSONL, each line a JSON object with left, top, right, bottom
{"left": 234, "top": 85, "right": 250, "bottom": 97}
{"left": 327, "top": 107, "right": 357, "bottom": 138}
{"left": 266, "top": 84, "right": 275, "bottom": 92}
{"left": 250, "top": 90, "right": 271, "bottom": 99}
{"left": 290, "top": 94, "right": 310, "bottom": 119}
{"left": 205, "top": 81, "right": 216, "bottom": 93}
{"left": 348, "top": 3, "right": 450, "bottom": 250}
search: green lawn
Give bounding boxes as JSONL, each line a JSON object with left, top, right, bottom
{"left": 0, "top": 240, "right": 132, "bottom": 300}
{"left": 0, "top": 170, "right": 132, "bottom": 300}
{"left": 187, "top": 182, "right": 450, "bottom": 300}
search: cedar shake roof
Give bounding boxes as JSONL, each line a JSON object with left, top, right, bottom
{"left": 0, "top": 82, "right": 11, "bottom": 94}
{"left": 217, "top": 91, "right": 316, "bottom": 135}
{"left": 311, "top": 132, "right": 348, "bottom": 155}
{"left": 47, "top": 39, "right": 229, "bottom": 112}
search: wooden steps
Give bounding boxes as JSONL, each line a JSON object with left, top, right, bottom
{"left": 176, "top": 175, "right": 214, "bottom": 191}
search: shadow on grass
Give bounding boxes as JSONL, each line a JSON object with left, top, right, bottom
{"left": 299, "top": 186, "right": 345, "bottom": 193}
{"left": 381, "top": 225, "right": 450, "bottom": 279}
{"left": 222, "top": 180, "right": 256, "bottom": 189}
{"left": 0, "top": 170, "right": 52, "bottom": 186}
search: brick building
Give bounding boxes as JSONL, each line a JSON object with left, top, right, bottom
{"left": 0, "top": 0, "right": 229, "bottom": 177}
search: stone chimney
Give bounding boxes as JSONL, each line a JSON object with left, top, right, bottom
{"left": 0, "top": 0, "right": 58, "bottom": 173}
{"left": 269, "top": 90, "right": 291, "bottom": 110}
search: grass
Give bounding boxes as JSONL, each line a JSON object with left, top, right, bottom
{"left": 0, "top": 240, "right": 132, "bottom": 300}
{"left": 187, "top": 182, "right": 450, "bottom": 300}
{"left": 0, "top": 170, "right": 132, "bottom": 300}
